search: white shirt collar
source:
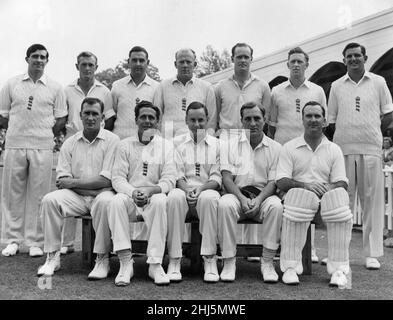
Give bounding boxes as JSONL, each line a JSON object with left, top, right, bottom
{"left": 69, "top": 78, "right": 103, "bottom": 88}
{"left": 239, "top": 130, "right": 269, "bottom": 149}
{"left": 127, "top": 74, "right": 154, "bottom": 87}
{"left": 23, "top": 73, "right": 48, "bottom": 85}
{"left": 285, "top": 79, "right": 310, "bottom": 89}
{"left": 229, "top": 72, "right": 258, "bottom": 83}
{"left": 126, "top": 131, "right": 162, "bottom": 145}
{"left": 294, "top": 134, "right": 330, "bottom": 149}
{"left": 172, "top": 76, "right": 195, "bottom": 85}
{"left": 183, "top": 131, "right": 216, "bottom": 146}
{"left": 343, "top": 71, "right": 372, "bottom": 83}
{"left": 75, "top": 128, "right": 106, "bottom": 143}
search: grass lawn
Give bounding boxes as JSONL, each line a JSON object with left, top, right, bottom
{"left": 1, "top": 225, "right": 393, "bottom": 300}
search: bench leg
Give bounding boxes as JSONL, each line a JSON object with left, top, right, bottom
{"left": 301, "top": 224, "right": 312, "bottom": 275}
{"left": 189, "top": 222, "right": 203, "bottom": 274}
{"left": 82, "top": 219, "right": 96, "bottom": 269}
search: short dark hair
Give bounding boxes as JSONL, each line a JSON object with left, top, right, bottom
{"left": 186, "top": 101, "right": 208, "bottom": 117}
{"left": 342, "top": 42, "right": 366, "bottom": 57}
{"left": 81, "top": 97, "right": 104, "bottom": 113}
{"left": 288, "top": 47, "right": 309, "bottom": 62}
{"left": 129, "top": 46, "right": 149, "bottom": 59}
{"left": 302, "top": 101, "right": 326, "bottom": 118}
{"left": 77, "top": 51, "right": 98, "bottom": 65}
{"left": 240, "top": 102, "right": 265, "bottom": 119}
{"left": 231, "top": 43, "right": 253, "bottom": 58}
{"left": 135, "top": 100, "right": 161, "bottom": 120}
{"left": 175, "top": 48, "right": 197, "bottom": 61}
{"left": 26, "top": 44, "right": 49, "bottom": 59}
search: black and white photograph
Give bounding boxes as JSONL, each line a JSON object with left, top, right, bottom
{"left": 0, "top": 0, "right": 393, "bottom": 306}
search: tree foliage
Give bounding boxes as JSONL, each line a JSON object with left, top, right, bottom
{"left": 96, "top": 59, "right": 161, "bottom": 89}
{"left": 195, "top": 45, "right": 232, "bottom": 78}
{"left": 95, "top": 63, "right": 127, "bottom": 89}
{"left": 146, "top": 64, "right": 161, "bottom": 83}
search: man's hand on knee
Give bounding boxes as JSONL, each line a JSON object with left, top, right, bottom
{"left": 56, "top": 177, "right": 76, "bottom": 189}
{"left": 132, "top": 189, "right": 148, "bottom": 207}
{"left": 244, "top": 197, "right": 262, "bottom": 220}
{"left": 186, "top": 189, "right": 198, "bottom": 207}
{"left": 186, "top": 186, "right": 203, "bottom": 207}
{"left": 304, "top": 182, "right": 329, "bottom": 198}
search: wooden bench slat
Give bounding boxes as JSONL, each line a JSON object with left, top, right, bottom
{"left": 237, "top": 219, "right": 263, "bottom": 224}
{"left": 75, "top": 215, "right": 92, "bottom": 220}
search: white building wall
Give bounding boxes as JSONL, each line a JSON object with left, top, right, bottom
{"left": 203, "top": 7, "right": 393, "bottom": 85}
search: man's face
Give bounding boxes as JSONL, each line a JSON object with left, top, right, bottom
{"left": 302, "top": 104, "right": 326, "bottom": 135}
{"left": 26, "top": 49, "right": 48, "bottom": 73}
{"left": 175, "top": 50, "right": 196, "bottom": 81}
{"left": 80, "top": 102, "right": 103, "bottom": 132}
{"left": 129, "top": 51, "right": 149, "bottom": 78}
{"left": 383, "top": 138, "right": 391, "bottom": 149}
{"left": 186, "top": 108, "right": 208, "bottom": 137}
{"left": 76, "top": 56, "right": 98, "bottom": 82}
{"left": 241, "top": 106, "right": 264, "bottom": 137}
{"left": 136, "top": 107, "right": 159, "bottom": 134}
{"left": 343, "top": 46, "right": 367, "bottom": 73}
{"left": 287, "top": 53, "right": 308, "bottom": 79}
{"left": 232, "top": 46, "right": 252, "bottom": 74}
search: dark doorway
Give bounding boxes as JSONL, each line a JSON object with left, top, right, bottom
{"left": 309, "top": 61, "right": 347, "bottom": 101}
{"left": 268, "top": 75, "right": 288, "bottom": 89}
{"left": 370, "top": 47, "right": 393, "bottom": 98}
{"left": 370, "top": 48, "right": 393, "bottom": 136}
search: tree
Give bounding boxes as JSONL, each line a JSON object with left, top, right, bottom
{"left": 95, "top": 63, "right": 127, "bottom": 89}
{"left": 195, "top": 45, "right": 232, "bottom": 78}
{"left": 96, "top": 59, "right": 161, "bottom": 89}
{"left": 146, "top": 64, "right": 161, "bottom": 83}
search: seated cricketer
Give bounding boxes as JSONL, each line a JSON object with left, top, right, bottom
{"left": 276, "top": 101, "right": 352, "bottom": 287}
{"left": 107, "top": 100, "right": 177, "bottom": 286}
{"left": 37, "top": 97, "right": 120, "bottom": 277}
{"left": 218, "top": 102, "right": 283, "bottom": 283}
{"left": 166, "top": 101, "right": 221, "bottom": 283}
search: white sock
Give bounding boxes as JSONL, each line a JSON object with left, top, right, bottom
{"left": 262, "top": 247, "right": 276, "bottom": 264}
{"left": 117, "top": 249, "right": 132, "bottom": 264}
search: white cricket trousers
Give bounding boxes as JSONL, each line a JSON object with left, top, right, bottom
{"left": 1, "top": 148, "right": 53, "bottom": 247}
{"left": 167, "top": 188, "right": 220, "bottom": 258}
{"left": 345, "top": 154, "right": 384, "bottom": 257}
{"left": 40, "top": 189, "right": 114, "bottom": 253}
{"left": 217, "top": 194, "right": 283, "bottom": 258}
{"left": 61, "top": 216, "right": 77, "bottom": 247}
{"left": 241, "top": 224, "right": 259, "bottom": 245}
{"left": 108, "top": 193, "right": 167, "bottom": 264}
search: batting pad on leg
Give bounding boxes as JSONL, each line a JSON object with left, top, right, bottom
{"left": 321, "top": 188, "right": 353, "bottom": 275}
{"left": 280, "top": 188, "right": 319, "bottom": 274}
